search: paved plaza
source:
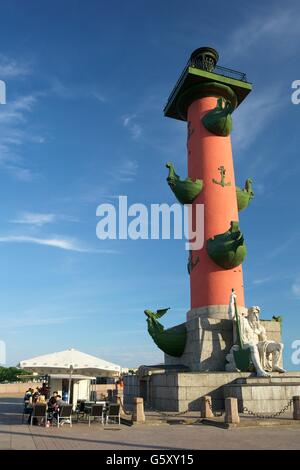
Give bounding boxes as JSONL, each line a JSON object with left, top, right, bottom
{"left": 0, "top": 397, "right": 299, "bottom": 450}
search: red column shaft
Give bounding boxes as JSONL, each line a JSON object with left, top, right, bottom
{"left": 187, "top": 96, "right": 245, "bottom": 308}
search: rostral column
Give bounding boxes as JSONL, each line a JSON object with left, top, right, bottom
{"left": 164, "top": 47, "right": 253, "bottom": 320}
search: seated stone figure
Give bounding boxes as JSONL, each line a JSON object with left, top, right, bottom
{"left": 226, "top": 297, "right": 285, "bottom": 376}
{"left": 244, "top": 306, "right": 285, "bottom": 375}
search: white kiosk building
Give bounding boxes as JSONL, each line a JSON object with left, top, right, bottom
{"left": 20, "top": 348, "right": 121, "bottom": 407}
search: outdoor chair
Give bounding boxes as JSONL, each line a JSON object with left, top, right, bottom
{"left": 105, "top": 403, "right": 120, "bottom": 425}
{"left": 75, "top": 400, "right": 86, "bottom": 422}
{"left": 88, "top": 404, "right": 104, "bottom": 426}
{"left": 56, "top": 404, "right": 73, "bottom": 428}
{"left": 30, "top": 404, "right": 47, "bottom": 426}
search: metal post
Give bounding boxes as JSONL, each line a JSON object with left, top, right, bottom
{"left": 67, "top": 366, "right": 73, "bottom": 404}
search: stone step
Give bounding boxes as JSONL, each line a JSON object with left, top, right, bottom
{"left": 224, "top": 382, "right": 300, "bottom": 413}
{"left": 235, "top": 375, "right": 300, "bottom": 385}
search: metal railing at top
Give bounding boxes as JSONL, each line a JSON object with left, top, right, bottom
{"left": 213, "top": 64, "right": 247, "bottom": 82}
{"left": 164, "top": 60, "right": 248, "bottom": 111}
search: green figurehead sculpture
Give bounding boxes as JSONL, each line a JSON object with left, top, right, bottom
{"left": 144, "top": 308, "right": 187, "bottom": 358}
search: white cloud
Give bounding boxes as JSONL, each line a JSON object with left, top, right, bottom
{"left": 267, "top": 236, "right": 297, "bottom": 260}
{"left": 11, "top": 213, "right": 56, "bottom": 226}
{"left": 50, "top": 78, "right": 76, "bottom": 99}
{"left": 0, "top": 55, "right": 31, "bottom": 78}
{"left": 50, "top": 78, "right": 107, "bottom": 103}
{"left": 123, "top": 116, "right": 131, "bottom": 127}
{"left": 106, "top": 159, "right": 138, "bottom": 184}
{"left": 91, "top": 91, "right": 107, "bottom": 103}
{"left": 292, "top": 279, "right": 300, "bottom": 298}
{"left": 1, "top": 315, "right": 82, "bottom": 329}
{"left": 81, "top": 158, "right": 138, "bottom": 203}
{"left": 231, "top": 88, "right": 283, "bottom": 151}
{"left": 114, "top": 159, "right": 138, "bottom": 182}
{"left": 0, "top": 95, "right": 37, "bottom": 125}
{"left": 0, "top": 93, "right": 42, "bottom": 181}
{"left": 12, "top": 167, "right": 36, "bottom": 182}
{"left": 0, "top": 235, "right": 91, "bottom": 253}
{"left": 253, "top": 276, "right": 275, "bottom": 285}
{"left": 122, "top": 114, "right": 142, "bottom": 140}
{"left": 225, "top": 9, "right": 300, "bottom": 59}
{"left": 11, "top": 212, "right": 78, "bottom": 227}
{"left": 0, "top": 234, "right": 117, "bottom": 254}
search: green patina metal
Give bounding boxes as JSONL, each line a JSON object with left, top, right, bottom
{"left": 233, "top": 347, "right": 252, "bottom": 372}
{"left": 202, "top": 97, "right": 233, "bottom": 136}
{"left": 164, "top": 66, "right": 252, "bottom": 121}
{"left": 207, "top": 221, "right": 247, "bottom": 270}
{"left": 176, "top": 81, "right": 238, "bottom": 122}
{"left": 272, "top": 315, "right": 283, "bottom": 323}
{"left": 187, "top": 250, "right": 200, "bottom": 274}
{"left": 166, "top": 162, "right": 203, "bottom": 204}
{"left": 272, "top": 315, "right": 283, "bottom": 333}
{"left": 236, "top": 179, "right": 254, "bottom": 212}
{"left": 144, "top": 308, "right": 187, "bottom": 358}
{"left": 212, "top": 165, "right": 231, "bottom": 187}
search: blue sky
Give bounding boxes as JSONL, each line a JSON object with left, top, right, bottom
{"left": 0, "top": 0, "right": 299, "bottom": 369}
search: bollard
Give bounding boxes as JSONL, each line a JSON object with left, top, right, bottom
{"left": 132, "top": 397, "right": 145, "bottom": 423}
{"left": 225, "top": 397, "right": 240, "bottom": 424}
{"left": 293, "top": 396, "right": 300, "bottom": 420}
{"left": 200, "top": 395, "right": 214, "bottom": 418}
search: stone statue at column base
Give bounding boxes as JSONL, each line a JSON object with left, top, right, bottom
{"left": 226, "top": 291, "right": 285, "bottom": 376}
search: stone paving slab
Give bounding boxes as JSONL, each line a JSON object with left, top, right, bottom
{"left": 1, "top": 396, "right": 300, "bottom": 450}
{"left": 2, "top": 421, "right": 300, "bottom": 450}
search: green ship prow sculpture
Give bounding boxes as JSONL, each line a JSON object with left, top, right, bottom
{"left": 166, "top": 162, "right": 203, "bottom": 204}
{"left": 236, "top": 178, "right": 254, "bottom": 212}
{"left": 144, "top": 308, "right": 187, "bottom": 358}
{"left": 207, "top": 221, "right": 247, "bottom": 269}
{"left": 202, "top": 97, "right": 233, "bottom": 136}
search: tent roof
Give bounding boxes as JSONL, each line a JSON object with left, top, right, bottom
{"left": 19, "top": 348, "right": 121, "bottom": 376}
{"left": 48, "top": 374, "right": 96, "bottom": 380}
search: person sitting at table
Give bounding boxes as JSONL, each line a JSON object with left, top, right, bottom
{"left": 23, "top": 388, "right": 34, "bottom": 424}
{"left": 24, "top": 388, "right": 34, "bottom": 403}
{"left": 47, "top": 391, "right": 58, "bottom": 423}
{"left": 52, "top": 395, "right": 67, "bottom": 422}
{"left": 37, "top": 395, "right": 46, "bottom": 403}
{"left": 56, "top": 394, "right": 66, "bottom": 407}
{"left": 26, "top": 395, "right": 44, "bottom": 426}
{"left": 48, "top": 391, "right": 58, "bottom": 409}
{"left": 32, "top": 387, "right": 41, "bottom": 403}
{"left": 29, "top": 388, "right": 44, "bottom": 424}
{"left": 40, "top": 382, "right": 48, "bottom": 397}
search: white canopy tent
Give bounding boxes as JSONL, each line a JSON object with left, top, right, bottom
{"left": 19, "top": 348, "right": 121, "bottom": 403}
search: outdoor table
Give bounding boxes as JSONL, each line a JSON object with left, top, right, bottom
{"left": 84, "top": 401, "right": 108, "bottom": 415}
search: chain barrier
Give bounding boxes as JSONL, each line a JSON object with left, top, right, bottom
{"left": 242, "top": 398, "right": 293, "bottom": 420}
{"left": 126, "top": 397, "right": 294, "bottom": 421}
{"left": 145, "top": 400, "right": 223, "bottom": 419}
{"left": 145, "top": 404, "right": 190, "bottom": 418}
